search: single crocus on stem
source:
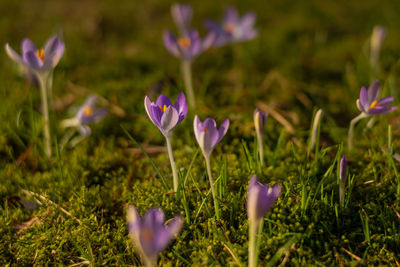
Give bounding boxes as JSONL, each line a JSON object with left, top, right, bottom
{"left": 247, "top": 176, "right": 281, "bottom": 267}
{"left": 254, "top": 109, "right": 267, "bottom": 167}
{"left": 193, "top": 115, "right": 229, "bottom": 219}
{"left": 339, "top": 156, "right": 347, "bottom": 208}
{"left": 144, "top": 93, "right": 188, "bottom": 192}
{"left": 348, "top": 81, "right": 397, "bottom": 151}
{"left": 5, "top": 35, "right": 65, "bottom": 157}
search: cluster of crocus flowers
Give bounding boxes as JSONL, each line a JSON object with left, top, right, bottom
{"left": 5, "top": 34, "right": 65, "bottom": 157}
{"left": 204, "top": 6, "right": 257, "bottom": 47}
{"left": 60, "top": 95, "right": 108, "bottom": 147}
{"left": 194, "top": 115, "right": 229, "bottom": 219}
{"left": 253, "top": 109, "right": 267, "bottom": 167}
{"left": 127, "top": 205, "right": 183, "bottom": 267}
{"left": 339, "top": 156, "right": 347, "bottom": 208}
{"left": 164, "top": 4, "right": 215, "bottom": 108}
{"left": 348, "top": 81, "right": 397, "bottom": 150}
{"left": 145, "top": 93, "right": 188, "bottom": 192}
{"left": 247, "top": 176, "right": 281, "bottom": 267}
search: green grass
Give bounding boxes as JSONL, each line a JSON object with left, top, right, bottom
{"left": 1, "top": 0, "right": 400, "bottom": 265}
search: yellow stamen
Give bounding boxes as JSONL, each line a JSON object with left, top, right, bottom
{"left": 84, "top": 107, "right": 92, "bottom": 116}
{"left": 159, "top": 105, "right": 167, "bottom": 112}
{"left": 369, "top": 100, "right": 380, "bottom": 109}
{"left": 224, "top": 23, "right": 235, "bottom": 34}
{"left": 204, "top": 128, "right": 209, "bottom": 134}
{"left": 178, "top": 37, "right": 191, "bottom": 48}
{"left": 35, "top": 48, "right": 45, "bottom": 62}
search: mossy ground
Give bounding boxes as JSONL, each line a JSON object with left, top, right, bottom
{"left": 1, "top": 0, "right": 400, "bottom": 265}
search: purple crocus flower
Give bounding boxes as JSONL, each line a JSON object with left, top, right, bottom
{"left": 247, "top": 175, "right": 281, "bottom": 267}
{"left": 144, "top": 93, "right": 188, "bottom": 137}
{"left": 193, "top": 115, "right": 229, "bottom": 158}
{"left": 5, "top": 34, "right": 65, "bottom": 74}
{"left": 127, "top": 205, "right": 183, "bottom": 267}
{"left": 247, "top": 175, "right": 281, "bottom": 223}
{"left": 205, "top": 6, "right": 257, "bottom": 47}
{"left": 356, "top": 81, "right": 397, "bottom": 115}
{"left": 61, "top": 95, "right": 107, "bottom": 137}
{"left": 163, "top": 29, "right": 215, "bottom": 61}
{"left": 171, "top": 3, "right": 193, "bottom": 35}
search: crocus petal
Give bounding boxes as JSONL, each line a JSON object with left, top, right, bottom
{"left": 23, "top": 50, "right": 43, "bottom": 69}
{"left": 160, "top": 106, "right": 179, "bottom": 135}
{"left": 174, "top": 92, "right": 188, "bottom": 123}
{"left": 5, "top": 43, "right": 24, "bottom": 65}
{"left": 367, "top": 80, "right": 380, "bottom": 105}
{"left": 127, "top": 205, "right": 141, "bottom": 236}
{"left": 156, "top": 94, "right": 173, "bottom": 108}
{"left": 150, "top": 104, "right": 164, "bottom": 127}
{"left": 78, "top": 125, "right": 92, "bottom": 137}
{"left": 163, "top": 30, "right": 180, "bottom": 58}
{"left": 43, "top": 35, "right": 60, "bottom": 55}
{"left": 356, "top": 99, "right": 364, "bottom": 113}
{"left": 43, "top": 40, "right": 65, "bottom": 69}
{"left": 224, "top": 6, "right": 239, "bottom": 23}
{"left": 193, "top": 115, "right": 202, "bottom": 144}
{"left": 21, "top": 38, "right": 38, "bottom": 53}
{"left": 217, "top": 119, "right": 229, "bottom": 144}
{"left": 377, "top": 96, "right": 394, "bottom": 107}
{"left": 202, "top": 31, "right": 217, "bottom": 51}
{"left": 143, "top": 207, "right": 166, "bottom": 229}
{"left": 359, "top": 86, "right": 368, "bottom": 108}
{"left": 368, "top": 106, "right": 397, "bottom": 115}
{"left": 240, "top": 13, "right": 256, "bottom": 28}
{"left": 171, "top": 4, "right": 192, "bottom": 33}
{"left": 80, "top": 108, "right": 108, "bottom": 124}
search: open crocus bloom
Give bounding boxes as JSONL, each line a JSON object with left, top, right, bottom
{"left": 163, "top": 29, "right": 215, "bottom": 61}
{"left": 356, "top": 81, "right": 397, "bottom": 115}
{"left": 144, "top": 93, "right": 188, "bottom": 137}
{"left": 247, "top": 176, "right": 281, "bottom": 224}
{"left": 61, "top": 95, "right": 107, "bottom": 137}
{"left": 5, "top": 34, "right": 65, "bottom": 74}
{"left": 193, "top": 115, "right": 229, "bottom": 158}
{"left": 171, "top": 3, "right": 193, "bottom": 35}
{"left": 127, "top": 206, "right": 183, "bottom": 266}
{"left": 205, "top": 6, "right": 257, "bottom": 47}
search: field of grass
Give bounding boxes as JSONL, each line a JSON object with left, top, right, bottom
{"left": 1, "top": 0, "right": 400, "bottom": 265}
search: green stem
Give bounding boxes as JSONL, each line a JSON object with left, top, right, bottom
{"left": 181, "top": 60, "right": 196, "bottom": 108}
{"left": 37, "top": 73, "right": 52, "bottom": 158}
{"left": 256, "top": 131, "right": 264, "bottom": 167}
{"left": 248, "top": 220, "right": 258, "bottom": 267}
{"left": 205, "top": 155, "right": 219, "bottom": 219}
{"left": 165, "top": 135, "right": 179, "bottom": 192}
{"left": 348, "top": 113, "right": 368, "bottom": 151}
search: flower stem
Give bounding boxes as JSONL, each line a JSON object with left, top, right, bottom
{"left": 348, "top": 113, "right": 368, "bottom": 151}
{"left": 37, "top": 73, "right": 52, "bottom": 158}
{"left": 339, "top": 179, "right": 345, "bottom": 208}
{"left": 248, "top": 220, "right": 258, "bottom": 267}
{"left": 256, "top": 131, "right": 264, "bottom": 167}
{"left": 181, "top": 60, "right": 196, "bottom": 108}
{"left": 205, "top": 156, "right": 220, "bottom": 219}
{"left": 165, "top": 135, "right": 179, "bottom": 192}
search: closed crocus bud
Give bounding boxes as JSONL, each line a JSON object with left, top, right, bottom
{"left": 339, "top": 156, "right": 347, "bottom": 207}
{"left": 193, "top": 115, "right": 229, "bottom": 159}
{"left": 370, "top": 25, "right": 386, "bottom": 68}
{"left": 247, "top": 175, "right": 281, "bottom": 223}
{"left": 254, "top": 109, "right": 267, "bottom": 137}
{"left": 309, "top": 108, "right": 324, "bottom": 153}
{"left": 127, "top": 205, "right": 183, "bottom": 267}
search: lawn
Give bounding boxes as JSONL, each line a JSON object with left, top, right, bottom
{"left": 1, "top": 0, "right": 400, "bottom": 265}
